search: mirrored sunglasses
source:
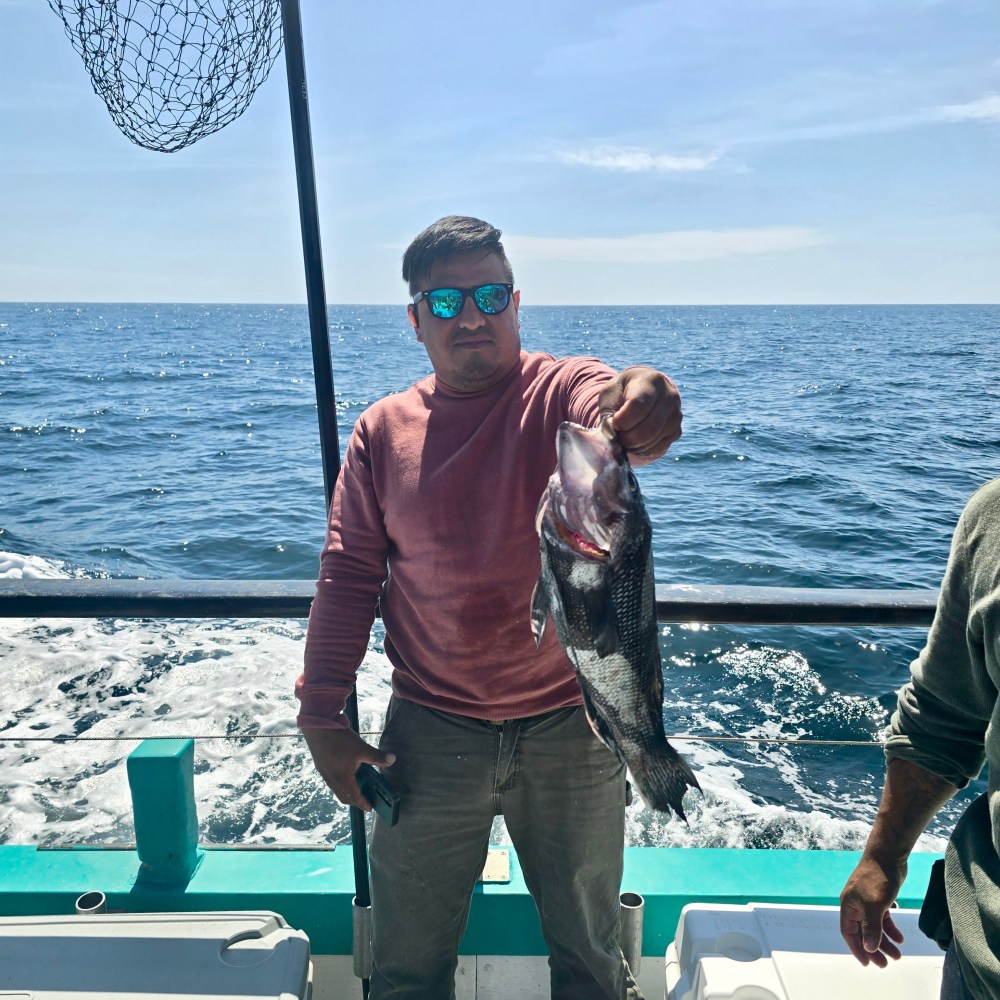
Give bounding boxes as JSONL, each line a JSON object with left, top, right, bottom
{"left": 412, "top": 283, "right": 513, "bottom": 320}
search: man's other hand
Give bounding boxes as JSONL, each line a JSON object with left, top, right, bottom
{"left": 839, "top": 853, "right": 907, "bottom": 967}
{"left": 301, "top": 726, "right": 396, "bottom": 812}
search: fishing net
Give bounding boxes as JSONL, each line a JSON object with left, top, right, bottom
{"left": 47, "top": 0, "right": 284, "bottom": 153}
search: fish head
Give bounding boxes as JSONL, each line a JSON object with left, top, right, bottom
{"left": 541, "top": 420, "right": 638, "bottom": 561}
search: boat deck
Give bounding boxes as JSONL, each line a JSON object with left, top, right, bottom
{"left": 311, "top": 954, "right": 667, "bottom": 999}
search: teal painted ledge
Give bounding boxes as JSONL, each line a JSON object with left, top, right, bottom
{"left": 0, "top": 844, "right": 353, "bottom": 954}
{"left": 0, "top": 843, "right": 940, "bottom": 958}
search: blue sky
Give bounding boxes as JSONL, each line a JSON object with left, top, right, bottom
{"left": 2, "top": 0, "right": 998, "bottom": 304}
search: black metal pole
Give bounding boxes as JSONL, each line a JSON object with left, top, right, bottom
{"left": 278, "top": 1, "right": 372, "bottom": 995}
{"left": 278, "top": 0, "right": 339, "bottom": 504}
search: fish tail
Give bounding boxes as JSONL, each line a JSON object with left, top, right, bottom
{"left": 630, "top": 744, "right": 701, "bottom": 821}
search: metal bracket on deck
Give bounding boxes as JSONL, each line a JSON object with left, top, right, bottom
{"left": 478, "top": 849, "right": 511, "bottom": 884}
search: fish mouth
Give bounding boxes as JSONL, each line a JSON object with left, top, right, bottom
{"left": 556, "top": 422, "right": 626, "bottom": 498}
{"left": 549, "top": 422, "right": 628, "bottom": 557}
{"left": 553, "top": 513, "right": 609, "bottom": 560}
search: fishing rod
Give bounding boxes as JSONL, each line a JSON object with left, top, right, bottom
{"left": 278, "top": 2, "right": 373, "bottom": 996}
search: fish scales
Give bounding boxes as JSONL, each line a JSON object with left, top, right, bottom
{"left": 531, "top": 420, "right": 700, "bottom": 819}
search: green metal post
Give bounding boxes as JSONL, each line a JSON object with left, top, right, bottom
{"left": 127, "top": 739, "right": 200, "bottom": 884}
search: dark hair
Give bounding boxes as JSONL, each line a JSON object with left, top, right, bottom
{"left": 402, "top": 215, "right": 514, "bottom": 295}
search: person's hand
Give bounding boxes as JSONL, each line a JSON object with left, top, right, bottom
{"left": 839, "top": 852, "right": 907, "bottom": 967}
{"left": 598, "top": 366, "right": 681, "bottom": 463}
{"left": 301, "top": 726, "right": 396, "bottom": 813}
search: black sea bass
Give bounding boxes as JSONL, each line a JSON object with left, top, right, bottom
{"left": 531, "top": 419, "right": 700, "bottom": 819}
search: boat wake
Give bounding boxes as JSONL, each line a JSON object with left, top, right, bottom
{"left": 0, "top": 550, "right": 956, "bottom": 852}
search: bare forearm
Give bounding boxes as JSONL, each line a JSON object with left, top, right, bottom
{"left": 864, "top": 757, "right": 958, "bottom": 864}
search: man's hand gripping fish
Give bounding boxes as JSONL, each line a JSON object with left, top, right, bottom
{"left": 531, "top": 418, "right": 700, "bottom": 820}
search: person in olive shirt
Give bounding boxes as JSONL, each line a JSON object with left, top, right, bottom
{"left": 840, "top": 476, "right": 1000, "bottom": 1000}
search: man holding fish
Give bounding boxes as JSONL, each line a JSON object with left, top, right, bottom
{"left": 296, "top": 215, "right": 694, "bottom": 1000}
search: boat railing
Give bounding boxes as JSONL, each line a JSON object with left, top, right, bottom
{"left": 0, "top": 579, "right": 939, "bottom": 626}
{"left": 0, "top": 577, "right": 944, "bottom": 957}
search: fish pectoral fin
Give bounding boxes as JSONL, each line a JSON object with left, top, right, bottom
{"left": 579, "top": 684, "right": 626, "bottom": 764}
{"left": 581, "top": 587, "right": 619, "bottom": 658}
{"left": 529, "top": 579, "right": 549, "bottom": 648}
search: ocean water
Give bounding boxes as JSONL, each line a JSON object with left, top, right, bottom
{"left": 1, "top": 302, "right": 998, "bottom": 851}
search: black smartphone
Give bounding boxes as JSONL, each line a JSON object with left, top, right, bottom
{"left": 356, "top": 763, "right": 400, "bottom": 826}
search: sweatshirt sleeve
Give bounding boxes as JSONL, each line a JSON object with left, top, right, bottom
{"left": 295, "top": 419, "right": 389, "bottom": 729}
{"left": 561, "top": 357, "right": 617, "bottom": 426}
{"left": 884, "top": 505, "right": 993, "bottom": 787}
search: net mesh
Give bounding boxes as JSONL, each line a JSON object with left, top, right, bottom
{"left": 47, "top": 0, "right": 284, "bottom": 153}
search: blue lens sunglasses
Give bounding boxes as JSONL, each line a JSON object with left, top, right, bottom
{"left": 412, "top": 283, "right": 514, "bottom": 320}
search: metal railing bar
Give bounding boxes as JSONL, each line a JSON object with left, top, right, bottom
{"left": 0, "top": 579, "right": 939, "bottom": 627}
{"left": 0, "top": 579, "right": 313, "bottom": 620}
{"left": 654, "top": 583, "right": 939, "bottom": 626}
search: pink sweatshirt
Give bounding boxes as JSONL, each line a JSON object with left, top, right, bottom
{"left": 295, "top": 350, "right": 616, "bottom": 728}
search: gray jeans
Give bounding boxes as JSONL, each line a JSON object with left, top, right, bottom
{"left": 941, "top": 940, "right": 975, "bottom": 1000}
{"left": 369, "top": 697, "right": 629, "bottom": 1000}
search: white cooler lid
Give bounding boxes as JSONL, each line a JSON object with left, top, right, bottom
{"left": 0, "top": 910, "right": 310, "bottom": 1000}
{"left": 666, "top": 902, "right": 943, "bottom": 1000}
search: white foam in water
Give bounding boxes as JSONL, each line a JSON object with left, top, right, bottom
{"left": 0, "top": 550, "right": 393, "bottom": 847}
{"left": 0, "top": 551, "right": 71, "bottom": 580}
{"left": 0, "top": 549, "right": 948, "bottom": 852}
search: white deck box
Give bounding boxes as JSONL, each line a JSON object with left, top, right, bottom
{"left": 0, "top": 910, "right": 311, "bottom": 1000}
{"left": 666, "top": 902, "right": 944, "bottom": 1000}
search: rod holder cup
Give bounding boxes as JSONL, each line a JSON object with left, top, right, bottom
{"left": 352, "top": 896, "right": 373, "bottom": 980}
{"left": 620, "top": 890, "right": 644, "bottom": 976}
{"left": 75, "top": 890, "right": 107, "bottom": 915}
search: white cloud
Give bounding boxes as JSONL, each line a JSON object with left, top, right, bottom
{"left": 937, "top": 94, "right": 1000, "bottom": 124}
{"left": 556, "top": 145, "right": 718, "bottom": 173}
{"left": 506, "top": 227, "right": 829, "bottom": 264}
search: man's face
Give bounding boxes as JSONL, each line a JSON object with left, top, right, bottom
{"left": 408, "top": 250, "right": 521, "bottom": 392}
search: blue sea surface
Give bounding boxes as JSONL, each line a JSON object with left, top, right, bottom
{"left": 1, "top": 302, "right": 998, "bottom": 849}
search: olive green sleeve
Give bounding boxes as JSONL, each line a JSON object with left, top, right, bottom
{"left": 884, "top": 503, "right": 992, "bottom": 786}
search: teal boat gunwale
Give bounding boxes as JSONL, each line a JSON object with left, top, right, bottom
{"left": 0, "top": 836, "right": 940, "bottom": 957}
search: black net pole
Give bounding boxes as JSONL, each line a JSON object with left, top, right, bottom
{"left": 278, "top": 1, "right": 372, "bottom": 994}
{"left": 278, "top": 0, "right": 339, "bottom": 504}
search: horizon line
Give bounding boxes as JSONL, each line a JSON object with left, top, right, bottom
{"left": 3, "top": 300, "right": 999, "bottom": 309}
